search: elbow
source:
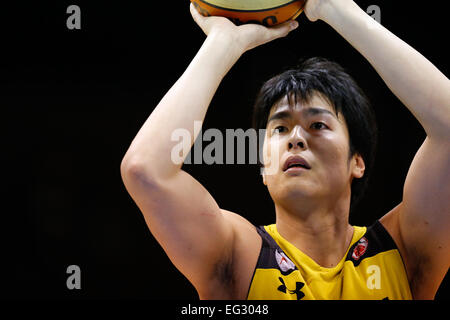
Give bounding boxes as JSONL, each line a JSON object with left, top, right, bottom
{"left": 120, "top": 158, "right": 141, "bottom": 181}
{"left": 120, "top": 153, "right": 142, "bottom": 175}
{"left": 120, "top": 155, "right": 159, "bottom": 188}
{"left": 120, "top": 156, "right": 141, "bottom": 186}
{"left": 120, "top": 149, "right": 179, "bottom": 190}
{"left": 120, "top": 156, "right": 141, "bottom": 180}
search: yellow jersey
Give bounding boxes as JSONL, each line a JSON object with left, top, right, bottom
{"left": 247, "top": 221, "right": 412, "bottom": 300}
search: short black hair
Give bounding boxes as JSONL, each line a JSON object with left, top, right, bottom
{"left": 252, "top": 57, "right": 378, "bottom": 213}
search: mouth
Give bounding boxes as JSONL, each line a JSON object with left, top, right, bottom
{"left": 283, "top": 155, "right": 311, "bottom": 172}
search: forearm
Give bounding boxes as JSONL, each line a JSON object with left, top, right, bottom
{"left": 321, "top": 1, "right": 450, "bottom": 139}
{"left": 122, "top": 32, "right": 242, "bottom": 179}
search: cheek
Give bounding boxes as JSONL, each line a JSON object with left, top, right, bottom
{"left": 313, "top": 134, "right": 350, "bottom": 170}
{"left": 262, "top": 135, "right": 284, "bottom": 171}
{"left": 262, "top": 139, "right": 270, "bottom": 164}
{"left": 264, "top": 172, "right": 286, "bottom": 200}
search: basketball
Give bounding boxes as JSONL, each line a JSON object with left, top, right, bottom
{"left": 190, "top": 0, "right": 306, "bottom": 27}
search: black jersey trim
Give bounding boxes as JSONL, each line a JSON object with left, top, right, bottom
{"left": 345, "top": 220, "right": 398, "bottom": 267}
{"left": 245, "top": 227, "right": 263, "bottom": 300}
{"left": 253, "top": 226, "right": 298, "bottom": 276}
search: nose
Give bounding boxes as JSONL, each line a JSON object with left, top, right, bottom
{"left": 288, "top": 127, "right": 307, "bottom": 150}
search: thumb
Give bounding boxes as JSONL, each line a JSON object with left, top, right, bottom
{"left": 190, "top": 2, "right": 214, "bottom": 35}
{"left": 190, "top": 3, "right": 207, "bottom": 25}
{"left": 267, "top": 20, "right": 299, "bottom": 41}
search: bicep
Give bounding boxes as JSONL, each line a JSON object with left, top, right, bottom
{"left": 398, "top": 137, "right": 450, "bottom": 281}
{"left": 122, "top": 169, "right": 235, "bottom": 291}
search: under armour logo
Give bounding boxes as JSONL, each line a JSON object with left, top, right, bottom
{"left": 277, "top": 277, "right": 305, "bottom": 300}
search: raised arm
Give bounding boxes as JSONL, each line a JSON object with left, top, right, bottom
{"left": 120, "top": 5, "right": 297, "bottom": 298}
{"left": 305, "top": 0, "right": 450, "bottom": 298}
{"left": 306, "top": 0, "right": 450, "bottom": 140}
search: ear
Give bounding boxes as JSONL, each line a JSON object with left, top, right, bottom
{"left": 351, "top": 153, "right": 366, "bottom": 179}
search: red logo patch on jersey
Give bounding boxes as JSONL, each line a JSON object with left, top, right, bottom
{"left": 352, "top": 237, "right": 368, "bottom": 260}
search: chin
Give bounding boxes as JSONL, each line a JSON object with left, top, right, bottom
{"left": 269, "top": 180, "right": 317, "bottom": 202}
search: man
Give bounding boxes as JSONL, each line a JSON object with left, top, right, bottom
{"left": 120, "top": 0, "right": 449, "bottom": 299}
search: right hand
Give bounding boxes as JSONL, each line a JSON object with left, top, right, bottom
{"left": 190, "top": 3, "right": 299, "bottom": 54}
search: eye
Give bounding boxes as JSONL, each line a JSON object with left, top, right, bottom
{"left": 310, "top": 122, "right": 328, "bottom": 130}
{"left": 273, "top": 126, "right": 288, "bottom": 134}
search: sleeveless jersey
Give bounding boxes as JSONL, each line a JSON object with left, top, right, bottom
{"left": 247, "top": 220, "right": 412, "bottom": 300}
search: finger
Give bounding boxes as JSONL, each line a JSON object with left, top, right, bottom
{"left": 190, "top": 3, "right": 211, "bottom": 35}
{"left": 266, "top": 20, "right": 299, "bottom": 41}
{"left": 190, "top": 3, "right": 205, "bottom": 25}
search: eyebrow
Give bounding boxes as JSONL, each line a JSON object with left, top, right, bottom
{"left": 267, "top": 107, "right": 336, "bottom": 124}
{"left": 267, "top": 111, "right": 291, "bottom": 124}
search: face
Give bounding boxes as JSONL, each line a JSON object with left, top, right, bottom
{"left": 261, "top": 93, "right": 365, "bottom": 206}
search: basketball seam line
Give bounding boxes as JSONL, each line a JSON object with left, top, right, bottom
{"left": 196, "top": 0, "right": 301, "bottom": 13}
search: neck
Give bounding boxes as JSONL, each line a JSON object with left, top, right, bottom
{"left": 274, "top": 195, "right": 354, "bottom": 268}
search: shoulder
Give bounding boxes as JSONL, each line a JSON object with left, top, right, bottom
{"left": 380, "top": 204, "right": 445, "bottom": 299}
{"left": 221, "top": 209, "right": 264, "bottom": 253}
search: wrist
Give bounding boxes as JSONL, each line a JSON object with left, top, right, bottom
{"left": 192, "top": 30, "right": 243, "bottom": 79}
{"left": 206, "top": 30, "right": 245, "bottom": 61}
{"left": 318, "top": 0, "right": 357, "bottom": 23}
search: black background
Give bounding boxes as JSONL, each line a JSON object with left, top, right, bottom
{"left": 1, "top": 1, "right": 448, "bottom": 299}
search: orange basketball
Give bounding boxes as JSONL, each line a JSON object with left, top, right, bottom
{"left": 190, "top": 0, "right": 306, "bottom": 27}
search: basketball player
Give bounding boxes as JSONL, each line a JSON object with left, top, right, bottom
{"left": 120, "top": 1, "right": 449, "bottom": 299}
